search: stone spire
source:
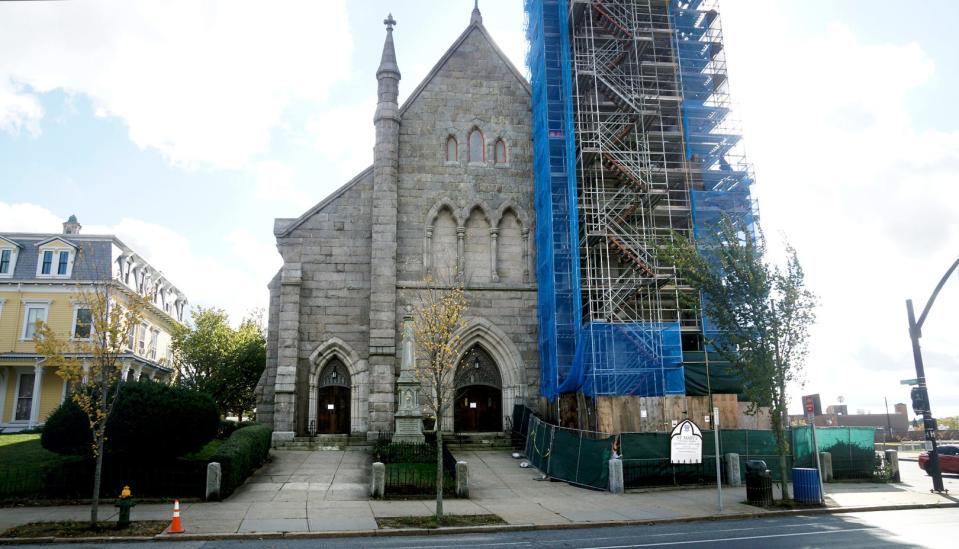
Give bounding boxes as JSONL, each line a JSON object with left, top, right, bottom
{"left": 377, "top": 13, "right": 400, "bottom": 80}
{"left": 471, "top": 0, "right": 482, "bottom": 25}
{"left": 368, "top": 13, "right": 402, "bottom": 437}
{"left": 62, "top": 214, "right": 81, "bottom": 235}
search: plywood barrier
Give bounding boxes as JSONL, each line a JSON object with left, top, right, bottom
{"left": 596, "top": 394, "right": 771, "bottom": 433}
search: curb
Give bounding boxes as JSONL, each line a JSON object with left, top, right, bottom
{"left": 2, "top": 501, "right": 957, "bottom": 545}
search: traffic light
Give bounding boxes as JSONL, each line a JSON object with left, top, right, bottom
{"left": 911, "top": 386, "right": 929, "bottom": 415}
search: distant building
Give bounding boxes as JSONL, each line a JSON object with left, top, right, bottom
{"left": 826, "top": 404, "right": 848, "bottom": 415}
{"left": 790, "top": 403, "right": 909, "bottom": 435}
{"left": 0, "top": 216, "right": 187, "bottom": 431}
{"left": 894, "top": 402, "right": 908, "bottom": 417}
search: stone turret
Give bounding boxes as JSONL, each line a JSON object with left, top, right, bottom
{"left": 367, "top": 14, "right": 402, "bottom": 438}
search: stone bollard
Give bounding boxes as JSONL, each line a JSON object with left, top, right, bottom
{"left": 206, "top": 462, "right": 222, "bottom": 501}
{"left": 819, "top": 452, "right": 833, "bottom": 483}
{"left": 608, "top": 458, "right": 624, "bottom": 494}
{"left": 885, "top": 449, "right": 900, "bottom": 482}
{"left": 456, "top": 461, "right": 469, "bottom": 498}
{"left": 371, "top": 462, "right": 385, "bottom": 498}
{"left": 724, "top": 453, "right": 742, "bottom": 487}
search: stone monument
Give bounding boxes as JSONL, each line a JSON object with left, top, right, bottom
{"left": 393, "top": 307, "right": 425, "bottom": 443}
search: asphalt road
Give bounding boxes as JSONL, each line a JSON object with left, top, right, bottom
{"left": 17, "top": 507, "right": 958, "bottom": 549}
{"left": 898, "top": 456, "right": 959, "bottom": 494}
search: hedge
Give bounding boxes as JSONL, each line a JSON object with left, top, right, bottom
{"left": 42, "top": 382, "right": 219, "bottom": 460}
{"left": 209, "top": 424, "right": 272, "bottom": 498}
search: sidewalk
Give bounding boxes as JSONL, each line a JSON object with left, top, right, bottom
{"left": 1, "top": 449, "right": 955, "bottom": 537}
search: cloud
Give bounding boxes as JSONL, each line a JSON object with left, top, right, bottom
{"left": 1, "top": 202, "right": 273, "bottom": 326}
{"left": 0, "top": 78, "right": 43, "bottom": 136}
{"left": 721, "top": 3, "right": 959, "bottom": 415}
{"left": 0, "top": 0, "right": 352, "bottom": 169}
{"left": 304, "top": 97, "right": 377, "bottom": 183}
{"left": 254, "top": 160, "right": 307, "bottom": 205}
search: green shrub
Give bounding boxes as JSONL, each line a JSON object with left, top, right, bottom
{"left": 41, "top": 381, "right": 219, "bottom": 460}
{"left": 218, "top": 419, "right": 257, "bottom": 439}
{"left": 41, "top": 400, "right": 92, "bottom": 456}
{"left": 209, "top": 424, "right": 272, "bottom": 498}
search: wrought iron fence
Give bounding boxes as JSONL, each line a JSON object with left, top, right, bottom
{"left": 0, "top": 458, "right": 206, "bottom": 502}
{"left": 374, "top": 438, "right": 458, "bottom": 499}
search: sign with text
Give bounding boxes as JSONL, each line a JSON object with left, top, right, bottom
{"left": 802, "top": 393, "right": 822, "bottom": 417}
{"left": 670, "top": 419, "right": 703, "bottom": 464}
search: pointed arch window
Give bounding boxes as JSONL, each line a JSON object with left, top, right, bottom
{"left": 494, "top": 139, "right": 507, "bottom": 165}
{"left": 446, "top": 136, "right": 458, "bottom": 162}
{"left": 468, "top": 128, "right": 484, "bottom": 163}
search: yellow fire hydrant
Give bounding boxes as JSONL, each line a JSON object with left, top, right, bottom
{"left": 115, "top": 485, "right": 136, "bottom": 528}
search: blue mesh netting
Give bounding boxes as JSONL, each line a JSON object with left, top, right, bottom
{"left": 527, "top": 0, "right": 582, "bottom": 399}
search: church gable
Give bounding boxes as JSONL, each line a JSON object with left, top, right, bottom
{"left": 400, "top": 25, "right": 530, "bottom": 121}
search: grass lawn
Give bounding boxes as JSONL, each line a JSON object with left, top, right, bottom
{"left": 0, "top": 434, "right": 73, "bottom": 500}
{"left": 1, "top": 520, "right": 168, "bottom": 538}
{"left": 376, "top": 514, "right": 506, "bottom": 529}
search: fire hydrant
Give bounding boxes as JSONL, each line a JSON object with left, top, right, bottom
{"left": 115, "top": 485, "right": 136, "bottom": 528}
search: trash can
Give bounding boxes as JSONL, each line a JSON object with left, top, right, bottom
{"left": 745, "top": 460, "right": 773, "bottom": 506}
{"left": 792, "top": 467, "right": 822, "bottom": 504}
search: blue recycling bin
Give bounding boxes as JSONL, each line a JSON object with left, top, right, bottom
{"left": 792, "top": 467, "right": 822, "bottom": 504}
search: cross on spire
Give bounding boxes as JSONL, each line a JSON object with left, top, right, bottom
{"left": 384, "top": 13, "right": 396, "bottom": 32}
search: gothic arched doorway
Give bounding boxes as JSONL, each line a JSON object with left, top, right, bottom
{"left": 315, "top": 358, "right": 351, "bottom": 434}
{"left": 454, "top": 345, "right": 502, "bottom": 432}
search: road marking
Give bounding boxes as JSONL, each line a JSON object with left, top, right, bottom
{"left": 576, "top": 526, "right": 880, "bottom": 548}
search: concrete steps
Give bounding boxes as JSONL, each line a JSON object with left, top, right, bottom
{"left": 277, "top": 434, "right": 371, "bottom": 450}
{"left": 444, "top": 432, "right": 513, "bottom": 451}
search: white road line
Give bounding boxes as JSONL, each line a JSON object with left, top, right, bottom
{"left": 576, "top": 526, "right": 880, "bottom": 548}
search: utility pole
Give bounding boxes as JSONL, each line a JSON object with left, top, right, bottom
{"left": 884, "top": 397, "right": 892, "bottom": 445}
{"left": 905, "top": 255, "right": 959, "bottom": 494}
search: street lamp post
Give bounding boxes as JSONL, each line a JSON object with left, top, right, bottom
{"left": 905, "top": 256, "right": 959, "bottom": 494}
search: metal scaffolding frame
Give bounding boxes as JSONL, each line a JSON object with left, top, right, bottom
{"left": 528, "top": 0, "right": 756, "bottom": 400}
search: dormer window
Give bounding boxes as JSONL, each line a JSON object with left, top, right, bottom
{"left": 35, "top": 238, "right": 76, "bottom": 278}
{"left": 0, "top": 247, "right": 16, "bottom": 278}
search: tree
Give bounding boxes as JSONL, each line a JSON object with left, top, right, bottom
{"left": 34, "top": 282, "right": 146, "bottom": 526}
{"left": 411, "top": 278, "right": 468, "bottom": 520}
{"left": 171, "top": 307, "right": 265, "bottom": 419}
{"left": 662, "top": 217, "right": 817, "bottom": 500}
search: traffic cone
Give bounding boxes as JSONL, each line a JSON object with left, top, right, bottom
{"left": 168, "top": 499, "right": 185, "bottom": 534}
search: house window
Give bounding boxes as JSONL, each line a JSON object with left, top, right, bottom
{"left": 446, "top": 136, "right": 457, "bottom": 162}
{"left": 15, "top": 373, "right": 35, "bottom": 421}
{"left": 148, "top": 329, "right": 159, "bottom": 360}
{"left": 137, "top": 322, "right": 148, "bottom": 355}
{"left": 57, "top": 251, "right": 69, "bottom": 275}
{"left": 468, "top": 129, "right": 484, "bottom": 163}
{"left": 73, "top": 308, "right": 92, "bottom": 339}
{"left": 0, "top": 249, "right": 11, "bottom": 274}
{"left": 22, "top": 305, "right": 48, "bottom": 340}
{"left": 41, "top": 251, "right": 53, "bottom": 275}
{"left": 127, "top": 325, "right": 136, "bottom": 350}
{"left": 494, "top": 139, "right": 507, "bottom": 165}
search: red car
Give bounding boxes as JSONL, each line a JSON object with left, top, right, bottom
{"left": 919, "top": 444, "right": 959, "bottom": 474}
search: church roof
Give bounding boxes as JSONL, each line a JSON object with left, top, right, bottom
{"left": 275, "top": 14, "right": 529, "bottom": 239}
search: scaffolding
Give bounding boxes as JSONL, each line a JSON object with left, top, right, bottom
{"left": 528, "top": 0, "right": 756, "bottom": 400}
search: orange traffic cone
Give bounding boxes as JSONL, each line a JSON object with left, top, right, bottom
{"left": 168, "top": 499, "right": 185, "bottom": 534}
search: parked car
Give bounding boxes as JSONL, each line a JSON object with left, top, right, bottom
{"left": 919, "top": 444, "right": 959, "bottom": 474}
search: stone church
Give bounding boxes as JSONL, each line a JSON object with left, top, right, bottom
{"left": 256, "top": 7, "right": 539, "bottom": 443}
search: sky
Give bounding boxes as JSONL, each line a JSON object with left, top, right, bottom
{"left": 1, "top": 0, "right": 957, "bottom": 418}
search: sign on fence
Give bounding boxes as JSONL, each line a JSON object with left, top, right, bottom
{"left": 670, "top": 419, "right": 703, "bottom": 464}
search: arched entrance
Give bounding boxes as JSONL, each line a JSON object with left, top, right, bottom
{"left": 315, "top": 358, "right": 350, "bottom": 434}
{"left": 454, "top": 345, "right": 502, "bottom": 432}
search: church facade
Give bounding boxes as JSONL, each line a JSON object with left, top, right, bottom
{"left": 256, "top": 9, "right": 540, "bottom": 442}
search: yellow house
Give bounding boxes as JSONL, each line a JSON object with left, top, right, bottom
{"left": 0, "top": 216, "right": 188, "bottom": 431}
